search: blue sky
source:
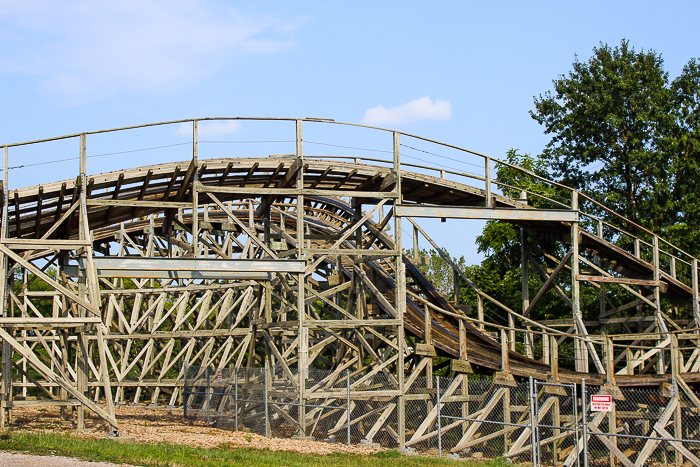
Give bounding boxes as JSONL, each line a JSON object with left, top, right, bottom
{"left": 1, "top": 0, "right": 699, "bottom": 263}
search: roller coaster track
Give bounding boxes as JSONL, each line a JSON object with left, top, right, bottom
{"left": 1, "top": 118, "right": 699, "bottom": 436}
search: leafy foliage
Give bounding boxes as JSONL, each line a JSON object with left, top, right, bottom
{"left": 530, "top": 39, "right": 700, "bottom": 254}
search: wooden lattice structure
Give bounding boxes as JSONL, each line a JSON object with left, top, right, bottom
{"left": 1, "top": 118, "right": 699, "bottom": 456}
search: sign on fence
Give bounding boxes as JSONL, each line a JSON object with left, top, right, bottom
{"left": 591, "top": 394, "right": 613, "bottom": 412}
{"left": 217, "top": 370, "right": 223, "bottom": 383}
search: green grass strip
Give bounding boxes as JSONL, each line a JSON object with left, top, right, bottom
{"left": 0, "top": 431, "right": 512, "bottom": 467}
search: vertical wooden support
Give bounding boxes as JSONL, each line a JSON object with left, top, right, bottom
{"left": 597, "top": 221, "right": 606, "bottom": 334}
{"left": 477, "top": 294, "right": 484, "bottom": 331}
{"left": 550, "top": 335, "right": 559, "bottom": 382}
{"left": 454, "top": 269, "right": 460, "bottom": 307}
{"left": 76, "top": 133, "right": 88, "bottom": 431}
{"left": 484, "top": 157, "right": 491, "bottom": 207}
{"left": 543, "top": 333, "right": 550, "bottom": 365}
{"left": 693, "top": 259, "right": 699, "bottom": 328}
{"left": 623, "top": 346, "right": 633, "bottom": 376}
{"left": 0, "top": 146, "right": 9, "bottom": 427}
{"left": 500, "top": 328, "right": 510, "bottom": 373}
{"left": 393, "top": 131, "right": 407, "bottom": 449}
{"left": 672, "top": 334, "right": 682, "bottom": 466}
{"left": 670, "top": 256, "right": 676, "bottom": 279}
{"left": 458, "top": 319, "right": 469, "bottom": 438}
{"left": 508, "top": 314, "right": 515, "bottom": 352}
{"left": 633, "top": 239, "right": 643, "bottom": 332}
{"left": 571, "top": 191, "right": 585, "bottom": 372}
{"left": 424, "top": 303, "right": 433, "bottom": 414}
{"left": 459, "top": 320, "right": 468, "bottom": 360}
{"left": 191, "top": 121, "right": 199, "bottom": 256}
{"left": 413, "top": 225, "right": 419, "bottom": 260}
{"left": 295, "top": 119, "right": 307, "bottom": 436}
{"left": 521, "top": 226, "right": 532, "bottom": 358}
{"left": 605, "top": 337, "right": 615, "bottom": 386}
{"left": 653, "top": 235, "right": 668, "bottom": 375}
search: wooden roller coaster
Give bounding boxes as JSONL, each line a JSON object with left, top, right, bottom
{"left": 1, "top": 118, "right": 699, "bottom": 454}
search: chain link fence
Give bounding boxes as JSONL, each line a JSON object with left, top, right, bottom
{"left": 183, "top": 366, "right": 700, "bottom": 465}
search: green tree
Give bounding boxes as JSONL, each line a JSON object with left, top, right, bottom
{"left": 407, "top": 248, "right": 467, "bottom": 298}
{"left": 530, "top": 40, "right": 700, "bottom": 253}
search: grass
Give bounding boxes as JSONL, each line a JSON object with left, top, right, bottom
{"left": 0, "top": 431, "right": 513, "bottom": 467}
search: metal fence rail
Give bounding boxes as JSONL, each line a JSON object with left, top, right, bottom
{"left": 183, "top": 365, "right": 700, "bottom": 466}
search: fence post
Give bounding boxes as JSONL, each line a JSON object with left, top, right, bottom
{"left": 573, "top": 382, "right": 580, "bottom": 467}
{"left": 581, "top": 379, "right": 588, "bottom": 467}
{"left": 346, "top": 368, "right": 351, "bottom": 446}
{"left": 234, "top": 369, "right": 238, "bottom": 431}
{"left": 529, "top": 376, "right": 537, "bottom": 467}
{"left": 183, "top": 364, "right": 188, "bottom": 420}
{"left": 206, "top": 367, "right": 211, "bottom": 425}
{"left": 265, "top": 363, "right": 270, "bottom": 438}
{"left": 437, "top": 376, "right": 442, "bottom": 458}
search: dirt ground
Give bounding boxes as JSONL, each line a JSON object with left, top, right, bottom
{"left": 6, "top": 405, "right": 383, "bottom": 456}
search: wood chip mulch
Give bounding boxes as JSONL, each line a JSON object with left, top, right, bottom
{"left": 8, "top": 406, "right": 383, "bottom": 456}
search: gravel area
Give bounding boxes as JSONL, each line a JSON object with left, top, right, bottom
{"left": 7, "top": 405, "right": 383, "bottom": 456}
{"left": 0, "top": 452, "right": 137, "bottom": 467}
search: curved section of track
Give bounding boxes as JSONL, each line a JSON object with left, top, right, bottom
{"left": 7, "top": 156, "right": 695, "bottom": 387}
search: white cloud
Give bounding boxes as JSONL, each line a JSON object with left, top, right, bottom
{"left": 361, "top": 97, "right": 452, "bottom": 126}
{"left": 0, "top": 0, "right": 304, "bottom": 104}
{"left": 176, "top": 120, "right": 243, "bottom": 137}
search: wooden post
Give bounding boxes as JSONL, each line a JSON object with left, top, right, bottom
{"left": 484, "top": 157, "right": 491, "bottom": 207}
{"left": 550, "top": 335, "right": 559, "bottom": 382}
{"left": 693, "top": 259, "right": 699, "bottom": 329}
{"left": 500, "top": 328, "right": 510, "bottom": 373}
{"left": 571, "top": 191, "right": 586, "bottom": 372}
{"left": 76, "top": 133, "right": 88, "bottom": 431}
{"left": 477, "top": 294, "right": 484, "bottom": 331}
{"left": 191, "top": 121, "right": 199, "bottom": 256}
{"left": 598, "top": 221, "right": 606, "bottom": 334}
{"left": 653, "top": 235, "right": 668, "bottom": 375}
{"left": 393, "top": 131, "right": 407, "bottom": 449}
{"left": 605, "top": 337, "right": 615, "bottom": 386}
{"left": 295, "top": 119, "right": 307, "bottom": 437}
{"left": 521, "top": 226, "right": 533, "bottom": 358}
{"left": 0, "top": 146, "right": 9, "bottom": 427}
{"left": 672, "top": 334, "right": 682, "bottom": 467}
{"left": 413, "top": 225, "right": 419, "bottom": 260}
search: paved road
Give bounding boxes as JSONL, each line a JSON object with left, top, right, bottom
{"left": 0, "top": 452, "right": 139, "bottom": 467}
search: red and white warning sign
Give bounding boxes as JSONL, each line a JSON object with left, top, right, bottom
{"left": 217, "top": 370, "right": 223, "bottom": 383}
{"left": 591, "top": 394, "right": 613, "bottom": 412}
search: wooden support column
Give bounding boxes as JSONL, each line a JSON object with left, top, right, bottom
{"left": 0, "top": 146, "right": 10, "bottom": 427}
{"left": 191, "top": 122, "right": 199, "bottom": 256}
{"left": 693, "top": 259, "right": 699, "bottom": 329}
{"left": 484, "top": 157, "right": 491, "bottom": 207}
{"left": 671, "top": 334, "right": 682, "bottom": 467}
{"left": 550, "top": 334, "right": 559, "bottom": 383}
{"left": 571, "top": 191, "right": 586, "bottom": 372}
{"left": 76, "top": 134, "right": 88, "bottom": 431}
{"left": 477, "top": 294, "right": 484, "bottom": 331}
{"left": 605, "top": 337, "right": 615, "bottom": 386}
{"left": 653, "top": 235, "right": 668, "bottom": 375}
{"left": 501, "top": 328, "right": 510, "bottom": 373}
{"left": 295, "top": 119, "right": 307, "bottom": 437}
{"left": 393, "top": 131, "right": 407, "bottom": 449}
{"left": 634, "top": 239, "right": 643, "bottom": 333}
{"left": 597, "top": 220, "right": 606, "bottom": 334}
{"left": 521, "top": 225, "right": 532, "bottom": 358}
{"left": 413, "top": 225, "right": 419, "bottom": 260}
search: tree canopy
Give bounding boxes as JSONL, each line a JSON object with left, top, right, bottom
{"left": 530, "top": 39, "right": 700, "bottom": 253}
